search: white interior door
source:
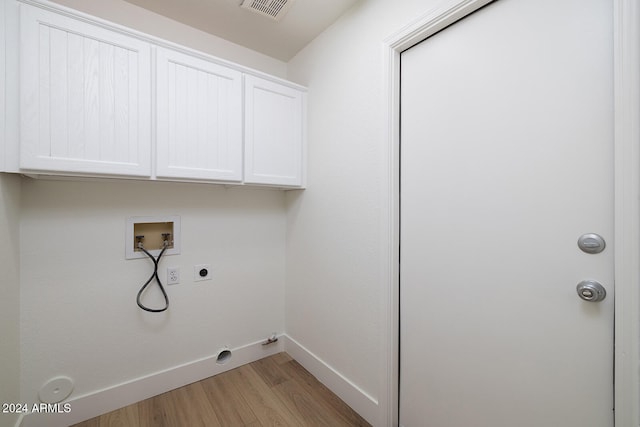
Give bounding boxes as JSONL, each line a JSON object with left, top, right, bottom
{"left": 399, "top": 0, "right": 614, "bottom": 426}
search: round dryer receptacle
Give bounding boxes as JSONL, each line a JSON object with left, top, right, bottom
{"left": 39, "top": 376, "right": 74, "bottom": 403}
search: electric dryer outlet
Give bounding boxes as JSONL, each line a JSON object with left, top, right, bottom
{"left": 194, "top": 264, "right": 212, "bottom": 282}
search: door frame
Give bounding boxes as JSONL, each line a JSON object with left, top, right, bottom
{"left": 378, "top": 0, "right": 640, "bottom": 425}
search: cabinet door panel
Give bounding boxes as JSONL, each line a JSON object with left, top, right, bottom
{"left": 244, "top": 75, "right": 304, "bottom": 187}
{"left": 20, "top": 4, "right": 151, "bottom": 176}
{"left": 156, "top": 47, "right": 242, "bottom": 181}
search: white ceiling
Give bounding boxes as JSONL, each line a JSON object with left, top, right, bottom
{"left": 123, "top": 0, "right": 359, "bottom": 61}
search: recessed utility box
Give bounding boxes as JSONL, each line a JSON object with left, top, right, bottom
{"left": 126, "top": 215, "right": 181, "bottom": 260}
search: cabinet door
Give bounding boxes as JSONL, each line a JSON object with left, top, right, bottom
{"left": 156, "top": 47, "right": 242, "bottom": 181}
{"left": 20, "top": 4, "right": 151, "bottom": 176}
{"left": 244, "top": 75, "right": 305, "bottom": 187}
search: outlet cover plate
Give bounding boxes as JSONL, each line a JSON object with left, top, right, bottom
{"left": 194, "top": 264, "right": 212, "bottom": 282}
{"left": 167, "top": 267, "right": 180, "bottom": 285}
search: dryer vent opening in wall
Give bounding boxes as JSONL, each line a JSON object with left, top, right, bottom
{"left": 240, "top": 0, "right": 296, "bottom": 21}
{"left": 216, "top": 348, "right": 232, "bottom": 365}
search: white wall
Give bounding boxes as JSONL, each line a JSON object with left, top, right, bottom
{"left": 10, "top": 0, "right": 289, "bottom": 419}
{"left": 20, "top": 179, "right": 286, "bottom": 407}
{"left": 0, "top": 173, "right": 21, "bottom": 427}
{"left": 7, "top": 0, "right": 636, "bottom": 425}
{"left": 285, "top": 0, "right": 445, "bottom": 424}
{"left": 46, "top": 0, "right": 287, "bottom": 78}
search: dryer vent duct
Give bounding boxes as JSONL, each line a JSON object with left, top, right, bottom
{"left": 240, "top": 0, "right": 296, "bottom": 21}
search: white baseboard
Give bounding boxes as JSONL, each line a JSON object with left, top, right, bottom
{"left": 12, "top": 414, "right": 24, "bottom": 427}
{"left": 18, "top": 335, "right": 378, "bottom": 427}
{"left": 282, "top": 334, "right": 379, "bottom": 426}
{"left": 19, "top": 337, "right": 284, "bottom": 427}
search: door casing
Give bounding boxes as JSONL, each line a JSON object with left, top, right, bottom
{"left": 378, "top": 1, "right": 640, "bottom": 425}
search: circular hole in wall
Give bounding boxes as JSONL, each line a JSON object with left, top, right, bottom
{"left": 216, "top": 349, "right": 232, "bottom": 365}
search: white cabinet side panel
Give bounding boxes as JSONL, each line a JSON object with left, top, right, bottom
{"left": 2, "top": 0, "right": 18, "bottom": 172}
{"left": 0, "top": 0, "right": 5, "bottom": 171}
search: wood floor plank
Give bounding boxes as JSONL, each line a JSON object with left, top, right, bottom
{"left": 133, "top": 395, "right": 157, "bottom": 427}
{"left": 227, "top": 364, "right": 298, "bottom": 426}
{"left": 285, "top": 360, "right": 370, "bottom": 426}
{"left": 272, "top": 377, "right": 337, "bottom": 426}
{"left": 147, "top": 388, "right": 183, "bottom": 427}
{"left": 271, "top": 351, "right": 293, "bottom": 365}
{"left": 70, "top": 353, "right": 370, "bottom": 427}
{"left": 98, "top": 404, "right": 138, "bottom": 427}
{"left": 251, "top": 354, "right": 292, "bottom": 387}
{"left": 73, "top": 418, "right": 99, "bottom": 427}
{"left": 170, "top": 382, "right": 223, "bottom": 427}
{"left": 200, "top": 369, "right": 258, "bottom": 425}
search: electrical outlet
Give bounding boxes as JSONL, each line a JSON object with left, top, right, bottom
{"left": 167, "top": 267, "right": 180, "bottom": 285}
{"left": 194, "top": 264, "right": 212, "bottom": 282}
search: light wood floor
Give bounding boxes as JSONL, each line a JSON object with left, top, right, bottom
{"left": 71, "top": 352, "right": 370, "bottom": 427}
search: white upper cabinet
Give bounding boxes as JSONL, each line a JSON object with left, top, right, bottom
{"left": 20, "top": 3, "right": 152, "bottom": 176}
{"left": 12, "top": 0, "right": 306, "bottom": 187}
{"left": 244, "top": 75, "right": 305, "bottom": 187}
{"left": 156, "top": 47, "right": 242, "bottom": 181}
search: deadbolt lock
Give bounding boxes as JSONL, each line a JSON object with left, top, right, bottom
{"left": 576, "top": 280, "right": 607, "bottom": 302}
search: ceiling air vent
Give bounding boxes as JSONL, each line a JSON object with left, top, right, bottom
{"left": 240, "top": 0, "right": 296, "bottom": 21}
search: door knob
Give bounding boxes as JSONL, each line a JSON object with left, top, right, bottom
{"left": 576, "top": 280, "right": 607, "bottom": 302}
{"left": 577, "top": 233, "right": 606, "bottom": 254}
